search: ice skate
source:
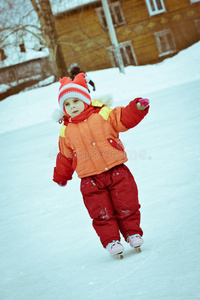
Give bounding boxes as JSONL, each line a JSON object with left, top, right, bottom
{"left": 127, "top": 234, "right": 144, "bottom": 252}
{"left": 106, "top": 240, "right": 124, "bottom": 259}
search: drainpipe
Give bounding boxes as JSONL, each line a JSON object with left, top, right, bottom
{"left": 101, "top": 0, "right": 125, "bottom": 74}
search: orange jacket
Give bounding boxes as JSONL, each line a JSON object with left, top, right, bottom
{"left": 53, "top": 98, "right": 149, "bottom": 183}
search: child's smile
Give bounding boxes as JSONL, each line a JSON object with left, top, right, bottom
{"left": 64, "top": 97, "right": 85, "bottom": 117}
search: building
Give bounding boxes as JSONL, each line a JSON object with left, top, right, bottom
{"left": 54, "top": 0, "right": 200, "bottom": 72}
{"left": 0, "top": 37, "right": 52, "bottom": 100}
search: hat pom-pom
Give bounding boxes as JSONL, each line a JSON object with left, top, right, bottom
{"left": 59, "top": 77, "right": 72, "bottom": 87}
{"left": 59, "top": 77, "right": 66, "bottom": 84}
{"left": 51, "top": 109, "right": 66, "bottom": 123}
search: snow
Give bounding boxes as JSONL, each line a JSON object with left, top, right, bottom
{"left": 0, "top": 42, "right": 200, "bottom": 300}
{"left": 51, "top": 0, "right": 98, "bottom": 14}
{"left": 0, "top": 42, "right": 48, "bottom": 72}
{"left": 0, "top": 47, "right": 49, "bottom": 69}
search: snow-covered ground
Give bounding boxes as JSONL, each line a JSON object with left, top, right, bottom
{"left": 0, "top": 42, "right": 200, "bottom": 300}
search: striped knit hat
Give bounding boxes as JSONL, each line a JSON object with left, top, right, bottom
{"left": 58, "top": 73, "right": 91, "bottom": 113}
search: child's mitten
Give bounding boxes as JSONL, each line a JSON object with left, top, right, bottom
{"left": 138, "top": 98, "right": 149, "bottom": 107}
{"left": 136, "top": 98, "right": 149, "bottom": 110}
{"left": 58, "top": 182, "right": 67, "bottom": 187}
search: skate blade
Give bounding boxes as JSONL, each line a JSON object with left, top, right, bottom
{"left": 112, "top": 252, "right": 124, "bottom": 259}
{"left": 134, "top": 246, "right": 142, "bottom": 253}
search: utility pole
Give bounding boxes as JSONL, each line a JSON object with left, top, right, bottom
{"left": 101, "top": 0, "right": 125, "bottom": 74}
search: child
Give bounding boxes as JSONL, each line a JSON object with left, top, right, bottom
{"left": 53, "top": 73, "right": 149, "bottom": 257}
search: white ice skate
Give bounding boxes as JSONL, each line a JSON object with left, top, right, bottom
{"left": 127, "top": 234, "right": 144, "bottom": 253}
{"left": 106, "top": 240, "right": 124, "bottom": 259}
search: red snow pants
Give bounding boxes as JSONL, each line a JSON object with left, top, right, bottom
{"left": 80, "top": 164, "right": 143, "bottom": 248}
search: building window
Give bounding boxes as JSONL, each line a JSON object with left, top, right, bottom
{"left": 107, "top": 41, "right": 138, "bottom": 67}
{"left": 19, "top": 43, "right": 26, "bottom": 52}
{"left": 154, "top": 29, "right": 176, "bottom": 57}
{"left": 96, "top": 1, "right": 125, "bottom": 29}
{"left": 0, "top": 48, "right": 7, "bottom": 61}
{"left": 145, "top": 0, "right": 166, "bottom": 16}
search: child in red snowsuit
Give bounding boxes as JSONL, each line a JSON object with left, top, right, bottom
{"left": 53, "top": 73, "right": 149, "bottom": 257}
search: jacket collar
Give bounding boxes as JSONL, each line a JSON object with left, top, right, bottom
{"left": 63, "top": 105, "right": 101, "bottom": 125}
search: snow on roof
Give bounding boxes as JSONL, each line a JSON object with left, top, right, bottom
{"left": 50, "top": 0, "right": 99, "bottom": 15}
{"left": 0, "top": 46, "right": 49, "bottom": 69}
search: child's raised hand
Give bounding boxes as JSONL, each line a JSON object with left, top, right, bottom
{"left": 136, "top": 98, "right": 149, "bottom": 111}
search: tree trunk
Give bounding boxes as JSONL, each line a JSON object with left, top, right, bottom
{"left": 30, "top": 0, "right": 68, "bottom": 80}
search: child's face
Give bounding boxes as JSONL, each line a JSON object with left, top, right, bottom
{"left": 64, "top": 97, "right": 85, "bottom": 117}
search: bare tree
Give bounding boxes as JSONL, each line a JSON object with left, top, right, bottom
{"left": 30, "top": 0, "right": 68, "bottom": 80}
{"left": 0, "top": 0, "right": 68, "bottom": 81}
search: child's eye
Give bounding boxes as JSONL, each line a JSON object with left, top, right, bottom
{"left": 65, "top": 103, "right": 69, "bottom": 106}
{"left": 74, "top": 99, "right": 79, "bottom": 103}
